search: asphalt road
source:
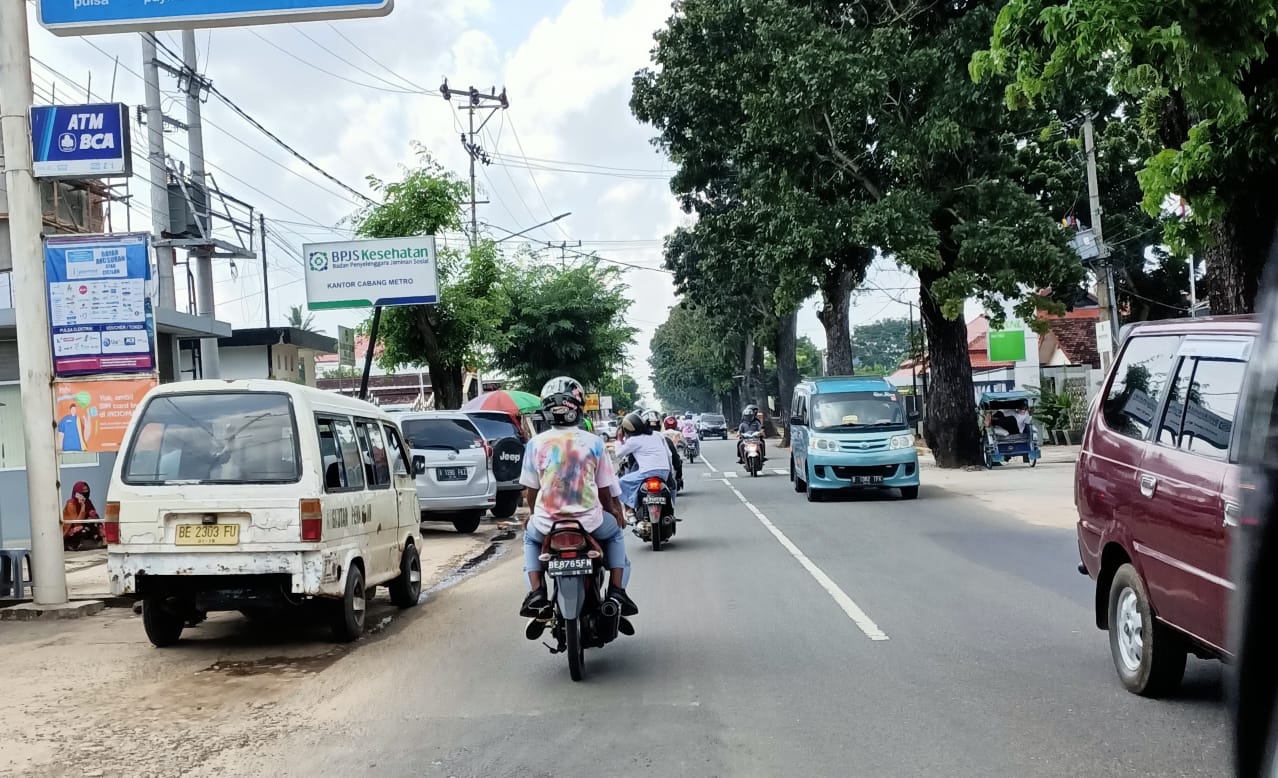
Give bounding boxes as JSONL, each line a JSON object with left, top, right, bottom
{"left": 198, "top": 438, "right": 1230, "bottom": 778}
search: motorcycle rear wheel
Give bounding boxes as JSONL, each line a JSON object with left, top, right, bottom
{"left": 566, "top": 617, "right": 585, "bottom": 681}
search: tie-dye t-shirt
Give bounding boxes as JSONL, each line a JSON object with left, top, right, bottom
{"left": 520, "top": 427, "right": 621, "bottom": 534}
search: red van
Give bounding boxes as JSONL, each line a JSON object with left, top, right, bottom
{"left": 1076, "top": 316, "right": 1256, "bottom": 695}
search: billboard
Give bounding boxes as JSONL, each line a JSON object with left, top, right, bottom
{"left": 987, "top": 329, "right": 1027, "bottom": 363}
{"left": 29, "top": 103, "right": 132, "bottom": 179}
{"left": 585, "top": 393, "right": 600, "bottom": 412}
{"left": 45, "top": 233, "right": 154, "bottom": 376}
{"left": 303, "top": 236, "right": 439, "bottom": 310}
{"left": 53, "top": 377, "right": 157, "bottom": 454}
{"left": 39, "top": 0, "right": 393, "bottom": 35}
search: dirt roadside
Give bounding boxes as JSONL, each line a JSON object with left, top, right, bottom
{"left": 0, "top": 524, "right": 516, "bottom": 778}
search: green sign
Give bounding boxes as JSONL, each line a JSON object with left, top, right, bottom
{"left": 988, "top": 329, "right": 1027, "bottom": 362}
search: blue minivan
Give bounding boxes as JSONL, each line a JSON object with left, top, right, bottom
{"left": 789, "top": 376, "right": 920, "bottom": 501}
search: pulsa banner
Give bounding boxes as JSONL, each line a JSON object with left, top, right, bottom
{"left": 45, "top": 233, "right": 155, "bottom": 377}
{"left": 29, "top": 103, "right": 131, "bottom": 179}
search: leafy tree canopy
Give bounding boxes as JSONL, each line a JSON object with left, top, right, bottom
{"left": 972, "top": 0, "right": 1278, "bottom": 312}
{"left": 649, "top": 303, "right": 741, "bottom": 412}
{"left": 490, "top": 260, "right": 637, "bottom": 394}
{"left": 597, "top": 374, "right": 642, "bottom": 415}
{"left": 851, "top": 318, "right": 912, "bottom": 373}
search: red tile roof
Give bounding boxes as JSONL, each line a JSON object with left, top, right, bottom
{"left": 1045, "top": 317, "right": 1101, "bottom": 368}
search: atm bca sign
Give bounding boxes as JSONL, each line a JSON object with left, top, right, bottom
{"left": 29, "top": 103, "right": 132, "bottom": 179}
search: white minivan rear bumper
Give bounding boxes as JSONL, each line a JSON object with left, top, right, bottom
{"left": 108, "top": 548, "right": 341, "bottom": 598}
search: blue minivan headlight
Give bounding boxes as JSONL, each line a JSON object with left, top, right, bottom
{"left": 809, "top": 437, "right": 835, "bottom": 452}
{"left": 889, "top": 434, "right": 914, "bottom": 450}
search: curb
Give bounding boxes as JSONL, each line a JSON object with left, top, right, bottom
{"left": 0, "top": 599, "right": 105, "bottom": 621}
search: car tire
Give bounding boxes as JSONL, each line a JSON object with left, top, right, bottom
{"left": 492, "top": 490, "right": 521, "bottom": 519}
{"left": 389, "top": 543, "right": 422, "bottom": 608}
{"left": 806, "top": 486, "right": 822, "bottom": 503}
{"left": 1108, "top": 563, "right": 1187, "bottom": 696}
{"left": 330, "top": 564, "right": 366, "bottom": 643}
{"left": 490, "top": 437, "right": 525, "bottom": 483}
{"left": 900, "top": 486, "right": 919, "bottom": 500}
{"left": 453, "top": 512, "right": 483, "bottom": 534}
{"left": 142, "top": 595, "right": 186, "bottom": 647}
{"left": 792, "top": 459, "right": 806, "bottom": 493}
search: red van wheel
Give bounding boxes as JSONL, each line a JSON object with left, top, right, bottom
{"left": 1107, "top": 564, "right": 1186, "bottom": 696}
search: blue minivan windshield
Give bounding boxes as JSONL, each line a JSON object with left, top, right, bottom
{"left": 812, "top": 391, "right": 906, "bottom": 431}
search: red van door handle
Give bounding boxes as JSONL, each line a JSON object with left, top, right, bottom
{"left": 1139, "top": 474, "right": 1157, "bottom": 499}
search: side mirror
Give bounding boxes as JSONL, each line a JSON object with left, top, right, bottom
{"left": 789, "top": 415, "right": 804, "bottom": 427}
{"left": 908, "top": 411, "right": 921, "bottom": 424}
{"left": 412, "top": 455, "right": 427, "bottom": 475}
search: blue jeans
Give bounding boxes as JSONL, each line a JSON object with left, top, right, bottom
{"left": 619, "top": 468, "right": 671, "bottom": 510}
{"left": 524, "top": 513, "right": 631, "bottom": 589}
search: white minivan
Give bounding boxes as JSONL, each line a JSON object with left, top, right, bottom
{"left": 106, "top": 380, "right": 424, "bottom": 646}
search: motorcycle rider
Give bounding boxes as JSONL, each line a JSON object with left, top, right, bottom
{"left": 519, "top": 376, "right": 638, "bottom": 619}
{"left": 649, "top": 410, "right": 684, "bottom": 490}
{"left": 616, "top": 410, "right": 675, "bottom": 512}
{"left": 737, "top": 404, "right": 767, "bottom": 464}
{"left": 679, "top": 415, "right": 699, "bottom": 448}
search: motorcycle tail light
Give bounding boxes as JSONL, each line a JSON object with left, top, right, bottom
{"left": 644, "top": 477, "right": 663, "bottom": 493}
{"left": 548, "top": 531, "right": 587, "bottom": 551}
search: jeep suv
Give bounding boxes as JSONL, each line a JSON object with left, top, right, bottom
{"left": 464, "top": 410, "right": 527, "bottom": 519}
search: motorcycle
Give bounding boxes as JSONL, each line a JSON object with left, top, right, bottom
{"left": 618, "top": 455, "right": 677, "bottom": 550}
{"left": 741, "top": 431, "right": 764, "bottom": 477}
{"left": 677, "top": 435, "right": 700, "bottom": 464}
{"left": 534, "top": 519, "right": 628, "bottom": 681}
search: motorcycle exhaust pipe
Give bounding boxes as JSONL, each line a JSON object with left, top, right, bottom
{"left": 599, "top": 599, "right": 620, "bottom": 618}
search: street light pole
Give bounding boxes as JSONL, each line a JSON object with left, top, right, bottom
{"left": 0, "top": 0, "right": 68, "bottom": 604}
{"left": 491, "top": 213, "right": 571, "bottom": 244}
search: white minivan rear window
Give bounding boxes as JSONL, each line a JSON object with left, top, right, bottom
{"left": 122, "top": 392, "right": 300, "bottom": 484}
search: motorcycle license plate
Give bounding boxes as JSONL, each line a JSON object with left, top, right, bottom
{"left": 851, "top": 476, "right": 884, "bottom": 485}
{"left": 547, "top": 557, "right": 593, "bottom": 577}
{"left": 642, "top": 495, "right": 667, "bottom": 506}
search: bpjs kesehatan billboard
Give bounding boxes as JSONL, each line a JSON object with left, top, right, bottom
{"left": 29, "top": 103, "right": 132, "bottom": 179}
{"left": 303, "top": 236, "right": 439, "bottom": 310}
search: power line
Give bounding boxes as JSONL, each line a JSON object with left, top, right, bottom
{"left": 243, "top": 28, "right": 424, "bottom": 95}
{"left": 325, "top": 23, "right": 426, "bottom": 93}
{"left": 489, "top": 151, "right": 675, "bottom": 175}
{"left": 147, "top": 33, "right": 376, "bottom": 206}
{"left": 506, "top": 114, "right": 571, "bottom": 239}
{"left": 290, "top": 24, "right": 435, "bottom": 96}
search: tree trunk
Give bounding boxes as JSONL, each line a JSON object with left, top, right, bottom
{"left": 1204, "top": 194, "right": 1275, "bottom": 314}
{"left": 818, "top": 267, "right": 857, "bottom": 374}
{"left": 430, "top": 362, "right": 464, "bottom": 409}
{"left": 775, "top": 308, "right": 798, "bottom": 448}
{"left": 918, "top": 271, "right": 983, "bottom": 468}
{"left": 741, "top": 331, "right": 756, "bottom": 408}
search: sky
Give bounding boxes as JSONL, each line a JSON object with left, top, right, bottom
{"left": 23, "top": 0, "right": 923, "bottom": 400}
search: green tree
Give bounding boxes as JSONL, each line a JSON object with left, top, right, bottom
{"left": 649, "top": 303, "right": 741, "bottom": 412}
{"left": 972, "top": 0, "right": 1278, "bottom": 314}
{"left": 796, "top": 336, "right": 823, "bottom": 379}
{"left": 353, "top": 149, "right": 506, "bottom": 409}
{"left": 851, "top": 319, "right": 912, "bottom": 372}
{"left": 490, "top": 260, "right": 637, "bottom": 393}
{"left": 597, "top": 374, "right": 641, "bottom": 415}
{"left": 285, "top": 304, "right": 316, "bottom": 333}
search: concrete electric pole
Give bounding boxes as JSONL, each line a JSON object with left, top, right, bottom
{"left": 0, "top": 0, "right": 68, "bottom": 604}
{"left": 1082, "top": 116, "right": 1121, "bottom": 341}
{"left": 181, "top": 30, "right": 220, "bottom": 378}
{"left": 440, "top": 80, "right": 508, "bottom": 245}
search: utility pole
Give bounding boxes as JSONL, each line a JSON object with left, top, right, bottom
{"left": 142, "top": 34, "right": 182, "bottom": 380}
{"left": 0, "top": 0, "right": 68, "bottom": 604}
{"left": 261, "top": 214, "right": 272, "bottom": 378}
{"left": 1082, "top": 115, "right": 1121, "bottom": 339}
{"left": 552, "top": 240, "right": 582, "bottom": 267}
{"left": 440, "top": 80, "right": 508, "bottom": 245}
{"left": 181, "top": 30, "right": 220, "bottom": 377}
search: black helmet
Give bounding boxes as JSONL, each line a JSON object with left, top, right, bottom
{"left": 540, "top": 376, "right": 585, "bottom": 426}
{"left": 621, "top": 410, "right": 650, "bottom": 435}
{"left": 743, "top": 404, "right": 759, "bottom": 422}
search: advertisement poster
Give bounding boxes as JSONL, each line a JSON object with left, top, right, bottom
{"left": 53, "top": 377, "right": 157, "bottom": 454}
{"left": 303, "top": 236, "right": 438, "bottom": 310}
{"left": 45, "top": 233, "right": 154, "bottom": 376}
